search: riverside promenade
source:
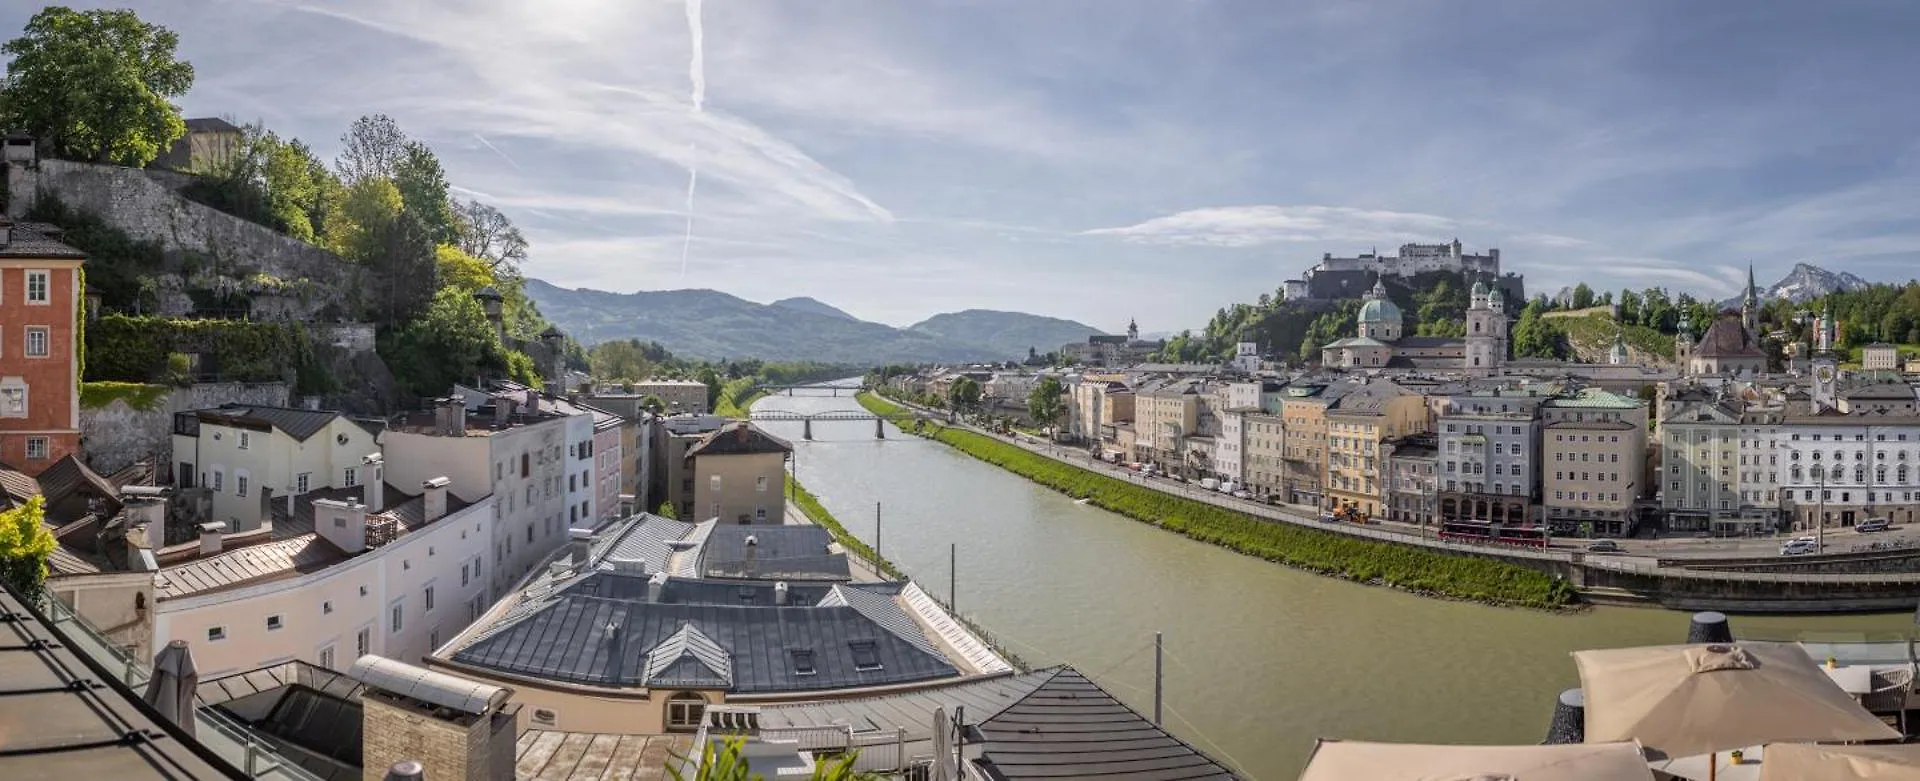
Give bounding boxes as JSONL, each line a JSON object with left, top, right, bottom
{"left": 863, "top": 390, "right": 1920, "bottom": 613}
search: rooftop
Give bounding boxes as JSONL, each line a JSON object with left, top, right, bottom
{"left": 180, "top": 404, "right": 360, "bottom": 442}
{"left": 685, "top": 421, "right": 794, "bottom": 459}
{"left": 0, "top": 221, "right": 87, "bottom": 259}
{"left": 1545, "top": 387, "right": 1645, "bottom": 410}
{"left": 515, "top": 731, "right": 692, "bottom": 781}
{"left": 971, "top": 667, "right": 1240, "bottom": 780}
{"left": 197, "top": 661, "right": 365, "bottom": 781}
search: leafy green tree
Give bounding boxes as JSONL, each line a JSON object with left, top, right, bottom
{"left": 383, "top": 286, "right": 496, "bottom": 396}
{"left": 0, "top": 496, "right": 54, "bottom": 602}
{"left": 639, "top": 394, "right": 667, "bottom": 414}
{"left": 455, "top": 199, "right": 529, "bottom": 277}
{"left": 1570, "top": 283, "right": 1595, "bottom": 310}
{"left": 1027, "top": 376, "right": 1065, "bottom": 431}
{"left": 1511, "top": 302, "right": 1567, "bottom": 359}
{"left": 655, "top": 500, "right": 678, "bottom": 520}
{"left": 1618, "top": 289, "right": 1642, "bottom": 326}
{"left": 697, "top": 367, "right": 723, "bottom": 409}
{"left": 395, "top": 141, "right": 459, "bottom": 244}
{"left": 948, "top": 376, "right": 982, "bottom": 409}
{"left": 0, "top": 6, "right": 194, "bottom": 166}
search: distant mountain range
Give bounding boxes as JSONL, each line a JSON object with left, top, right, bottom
{"left": 524, "top": 279, "right": 1105, "bottom": 363}
{"left": 1722, "top": 262, "right": 1872, "bottom": 307}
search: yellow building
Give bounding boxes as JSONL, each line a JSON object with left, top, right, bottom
{"left": 686, "top": 421, "right": 792, "bottom": 524}
{"left": 1323, "top": 381, "right": 1429, "bottom": 518}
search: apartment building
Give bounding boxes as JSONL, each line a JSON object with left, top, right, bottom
{"left": 1279, "top": 384, "right": 1346, "bottom": 507}
{"left": 1385, "top": 435, "right": 1439, "bottom": 526}
{"left": 1435, "top": 390, "right": 1544, "bottom": 526}
{"left": 1324, "top": 380, "right": 1428, "bottom": 518}
{"left": 150, "top": 478, "right": 496, "bottom": 677}
{"left": 1243, "top": 411, "right": 1286, "bottom": 500}
{"left": 1540, "top": 388, "right": 1648, "bottom": 537}
{"left": 1068, "top": 376, "right": 1131, "bottom": 453}
{"left": 1862, "top": 343, "right": 1901, "bottom": 372}
{"left": 0, "top": 220, "right": 84, "bottom": 473}
{"left": 170, "top": 405, "right": 381, "bottom": 533}
{"left": 1736, "top": 404, "right": 1785, "bottom": 530}
{"left": 609, "top": 380, "right": 711, "bottom": 415}
{"left": 1779, "top": 415, "right": 1920, "bottom": 530}
{"left": 1133, "top": 378, "right": 1205, "bottom": 474}
{"left": 543, "top": 395, "right": 626, "bottom": 525}
{"left": 1659, "top": 391, "right": 1741, "bottom": 533}
{"left": 686, "top": 421, "right": 792, "bottom": 524}
{"left": 381, "top": 394, "right": 582, "bottom": 597}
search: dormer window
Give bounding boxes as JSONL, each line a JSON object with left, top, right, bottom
{"left": 790, "top": 649, "right": 816, "bottom": 676}
{"left": 849, "top": 641, "right": 882, "bottom": 672}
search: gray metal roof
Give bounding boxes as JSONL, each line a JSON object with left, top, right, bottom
{"left": 757, "top": 668, "right": 1057, "bottom": 750}
{"left": 193, "top": 404, "right": 345, "bottom": 442}
{"left": 450, "top": 594, "right": 959, "bottom": 694}
{"left": 699, "top": 525, "right": 850, "bottom": 582}
{"left": 973, "top": 668, "right": 1240, "bottom": 780}
{"left": 597, "top": 513, "right": 700, "bottom": 574}
{"left": 642, "top": 624, "right": 733, "bottom": 688}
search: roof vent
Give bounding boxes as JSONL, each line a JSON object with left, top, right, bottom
{"left": 606, "top": 555, "right": 648, "bottom": 574}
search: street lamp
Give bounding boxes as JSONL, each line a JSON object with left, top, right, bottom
{"left": 1816, "top": 467, "right": 1826, "bottom": 552}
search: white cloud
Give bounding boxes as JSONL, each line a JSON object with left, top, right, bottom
{"left": 1081, "top": 205, "right": 1459, "bottom": 248}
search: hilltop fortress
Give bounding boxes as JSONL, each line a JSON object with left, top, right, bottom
{"left": 1282, "top": 239, "right": 1525, "bottom": 303}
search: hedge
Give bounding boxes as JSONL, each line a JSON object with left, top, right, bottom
{"left": 857, "top": 391, "right": 1575, "bottom": 609}
{"left": 87, "top": 314, "right": 313, "bottom": 385}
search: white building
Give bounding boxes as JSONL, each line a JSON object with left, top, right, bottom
{"left": 171, "top": 405, "right": 381, "bottom": 533}
{"left": 382, "top": 393, "right": 583, "bottom": 598}
{"left": 150, "top": 478, "right": 496, "bottom": 678}
{"left": 1778, "top": 415, "right": 1920, "bottom": 530}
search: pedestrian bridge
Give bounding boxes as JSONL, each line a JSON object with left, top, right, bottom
{"left": 755, "top": 384, "right": 859, "bottom": 396}
{"left": 749, "top": 409, "right": 921, "bottom": 439}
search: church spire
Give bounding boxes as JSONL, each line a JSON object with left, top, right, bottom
{"left": 1742, "top": 262, "right": 1760, "bottom": 337}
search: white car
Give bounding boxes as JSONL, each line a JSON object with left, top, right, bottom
{"left": 1780, "top": 539, "right": 1819, "bottom": 556}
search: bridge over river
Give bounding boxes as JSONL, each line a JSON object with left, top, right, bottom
{"left": 749, "top": 408, "right": 924, "bottom": 440}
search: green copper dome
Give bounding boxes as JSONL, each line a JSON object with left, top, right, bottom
{"left": 1359, "top": 296, "right": 1402, "bottom": 324}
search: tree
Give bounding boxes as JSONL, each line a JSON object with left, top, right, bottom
{"left": 435, "top": 244, "right": 495, "bottom": 293}
{"left": 335, "top": 114, "right": 409, "bottom": 184}
{"left": 0, "top": 7, "right": 194, "bottom": 166}
{"left": 383, "top": 286, "right": 498, "bottom": 396}
{"left": 639, "top": 394, "right": 667, "bottom": 414}
{"left": 1027, "top": 376, "right": 1065, "bottom": 432}
{"left": 1618, "top": 289, "right": 1642, "bottom": 326}
{"left": 948, "top": 376, "right": 982, "bottom": 409}
{"left": 0, "top": 496, "right": 54, "bottom": 602}
{"left": 455, "top": 199, "right": 529, "bottom": 276}
{"left": 395, "top": 141, "right": 459, "bottom": 244}
{"left": 1570, "top": 283, "right": 1595, "bottom": 310}
{"left": 655, "top": 500, "right": 678, "bottom": 520}
{"left": 697, "top": 367, "right": 723, "bottom": 410}
{"left": 1511, "top": 302, "right": 1567, "bottom": 359}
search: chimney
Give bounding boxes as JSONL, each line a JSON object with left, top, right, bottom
{"left": 354, "top": 655, "right": 518, "bottom": 781}
{"left": 524, "top": 389, "right": 539, "bottom": 414}
{"left": 423, "top": 477, "right": 451, "bottom": 522}
{"left": 774, "top": 581, "right": 789, "bottom": 606}
{"left": 127, "top": 496, "right": 167, "bottom": 550}
{"left": 492, "top": 398, "right": 511, "bottom": 428}
{"left": 570, "top": 527, "right": 593, "bottom": 570}
{"left": 198, "top": 522, "right": 226, "bottom": 556}
{"left": 439, "top": 397, "right": 467, "bottom": 437}
{"left": 364, "top": 455, "right": 386, "bottom": 513}
{"left": 744, "top": 534, "right": 758, "bottom": 577}
{"left": 603, "top": 620, "right": 625, "bottom": 683}
{"left": 647, "top": 571, "right": 668, "bottom": 603}
{"left": 314, "top": 498, "right": 368, "bottom": 555}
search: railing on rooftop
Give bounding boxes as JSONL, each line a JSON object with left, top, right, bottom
{"left": 43, "top": 596, "right": 325, "bottom": 781}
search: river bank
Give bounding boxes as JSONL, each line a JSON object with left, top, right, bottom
{"left": 855, "top": 390, "right": 1577, "bottom": 610}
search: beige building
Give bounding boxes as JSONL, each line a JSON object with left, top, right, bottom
{"left": 1243, "top": 411, "right": 1287, "bottom": 500}
{"left": 686, "top": 421, "right": 792, "bottom": 524}
{"left": 1541, "top": 388, "right": 1648, "bottom": 537}
{"left": 1324, "top": 381, "right": 1429, "bottom": 518}
{"left": 1133, "top": 378, "right": 1204, "bottom": 472}
{"left": 1660, "top": 391, "right": 1741, "bottom": 532}
{"left": 1384, "top": 435, "right": 1439, "bottom": 526}
{"left": 1863, "top": 343, "right": 1901, "bottom": 372}
{"left": 1280, "top": 391, "right": 1337, "bottom": 507}
{"left": 1068, "top": 376, "right": 1133, "bottom": 455}
{"left": 623, "top": 380, "right": 713, "bottom": 415}
{"left": 171, "top": 405, "right": 380, "bottom": 534}
{"left": 656, "top": 414, "right": 727, "bottom": 518}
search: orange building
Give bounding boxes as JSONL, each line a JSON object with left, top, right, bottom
{"left": 0, "top": 220, "right": 84, "bottom": 475}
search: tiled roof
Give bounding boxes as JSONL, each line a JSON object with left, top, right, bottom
{"left": 194, "top": 404, "right": 344, "bottom": 441}
{"left": 1545, "top": 388, "right": 1644, "bottom": 410}
{"left": 685, "top": 421, "right": 793, "bottom": 459}
{"left": 155, "top": 534, "right": 346, "bottom": 599}
{"left": 1321, "top": 336, "right": 1389, "bottom": 349}
{"left": 1693, "top": 316, "right": 1765, "bottom": 359}
{"left": 47, "top": 543, "right": 108, "bottom": 576}
{"left": 35, "top": 454, "right": 119, "bottom": 510}
{"left": 1842, "top": 382, "right": 1915, "bottom": 401}
{"left": 0, "top": 222, "right": 86, "bottom": 259}
{"left": 1395, "top": 336, "right": 1466, "bottom": 348}
{"left": 450, "top": 593, "right": 959, "bottom": 693}
{"left": 972, "top": 667, "right": 1240, "bottom": 780}
{"left": 0, "top": 464, "right": 38, "bottom": 509}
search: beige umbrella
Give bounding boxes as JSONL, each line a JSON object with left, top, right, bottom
{"left": 1574, "top": 642, "right": 1897, "bottom": 760}
{"left": 142, "top": 639, "right": 198, "bottom": 739}
{"left": 1297, "top": 739, "right": 1659, "bottom": 781}
{"left": 1760, "top": 744, "right": 1920, "bottom": 780}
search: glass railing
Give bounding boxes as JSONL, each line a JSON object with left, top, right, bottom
{"left": 41, "top": 597, "right": 325, "bottom": 781}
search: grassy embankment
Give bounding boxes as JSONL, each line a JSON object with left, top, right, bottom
{"left": 785, "top": 474, "right": 905, "bottom": 580}
{"left": 712, "top": 376, "right": 766, "bottom": 418}
{"left": 857, "top": 391, "right": 1576, "bottom": 609}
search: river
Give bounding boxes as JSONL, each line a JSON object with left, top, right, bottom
{"left": 753, "top": 383, "right": 1915, "bottom": 778}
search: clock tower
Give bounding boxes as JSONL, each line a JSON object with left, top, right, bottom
{"left": 1811, "top": 301, "right": 1839, "bottom": 412}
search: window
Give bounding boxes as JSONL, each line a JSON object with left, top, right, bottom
{"left": 236, "top": 474, "right": 249, "bottom": 498}
{"left": 790, "top": 649, "right": 817, "bottom": 675}
{"left": 319, "top": 646, "right": 335, "bottom": 670}
{"left": 424, "top": 586, "right": 435, "bottom": 611}
{"left": 359, "top": 585, "right": 369, "bottom": 597}
{"left": 24, "top": 437, "right": 48, "bottom": 461}
{"left": 710, "top": 475, "right": 722, "bottom": 493}
{"left": 756, "top": 476, "right": 769, "bottom": 493}
{"left": 429, "top": 629, "right": 440, "bottom": 650}
{"left": 461, "top": 563, "right": 470, "bottom": 587}
{"left": 356, "top": 627, "right": 370, "bottom": 657}
{"left": 25, "top": 270, "right": 48, "bottom": 303}
{"left": 297, "top": 472, "right": 311, "bottom": 494}
{"left": 323, "top": 600, "right": 333, "bottom": 615}
{"left": 0, "top": 382, "right": 22, "bottom": 418}
{"left": 755, "top": 506, "right": 767, "bottom": 522}
{"left": 666, "top": 692, "right": 706, "bottom": 731}
{"left": 208, "top": 626, "right": 227, "bottom": 642}
{"left": 238, "top": 431, "right": 250, "bottom": 450}
{"left": 23, "top": 326, "right": 48, "bottom": 358}
{"left": 212, "top": 470, "right": 224, "bottom": 492}
{"left": 267, "top": 615, "right": 283, "bottom": 631}
{"left": 521, "top": 453, "right": 531, "bottom": 477}
{"left": 391, "top": 603, "right": 404, "bottom": 633}
{"left": 849, "top": 641, "right": 883, "bottom": 671}
{"left": 344, "top": 467, "right": 358, "bottom": 487}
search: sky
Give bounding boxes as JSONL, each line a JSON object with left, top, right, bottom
{"left": 7, "top": 1, "right": 1920, "bottom": 334}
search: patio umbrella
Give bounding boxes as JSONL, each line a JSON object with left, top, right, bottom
{"left": 1574, "top": 642, "right": 1897, "bottom": 762}
{"left": 1760, "top": 744, "right": 1920, "bottom": 780}
{"left": 142, "top": 639, "right": 198, "bottom": 739}
{"left": 1296, "top": 739, "right": 1659, "bottom": 781}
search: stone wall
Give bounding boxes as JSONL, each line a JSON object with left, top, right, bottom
{"left": 17, "top": 159, "right": 357, "bottom": 320}
{"left": 80, "top": 381, "right": 290, "bottom": 474}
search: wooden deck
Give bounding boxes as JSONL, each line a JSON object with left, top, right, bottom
{"left": 515, "top": 730, "right": 694, "bottom": 781}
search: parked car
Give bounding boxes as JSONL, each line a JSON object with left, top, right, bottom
{"left": 1199, "top": 478, "right": 1220, "bottom": 491}
{"left": 1780, "top": 539, "right": 1820, "bottom": 556}
{"left": 1319, "top": 512, "right": 1340, "bottom": 523}
{"left": 1232, "top": 490, "right": 1252, "bottom": 500}
{"left": 1857, "top": 518, "right": 1890, "bottom": 533}
{"left": 1586, "top": 540, "right": 1622, "bottom": 553}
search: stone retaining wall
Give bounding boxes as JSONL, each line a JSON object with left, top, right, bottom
{"left": 81, "top": 381, "right": 290, "bottom": 474}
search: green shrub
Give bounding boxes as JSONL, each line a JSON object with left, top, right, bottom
{"left": 88, "top": 314, "right": 313, "bottom": 384}
{"left": 856, "top": 392, "right": 1574, "bottom": 609}
{"left": 79, "top": 381, "right": 170, "bottom": 410}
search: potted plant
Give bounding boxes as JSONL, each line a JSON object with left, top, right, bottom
{"left": 1826, "top": 656, "right": 1839, "bottom": 669}
{"left": 1730, "top": 749, "right": 1745, "bottom": 765}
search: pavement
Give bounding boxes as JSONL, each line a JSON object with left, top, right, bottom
{"left": 876, "top": 393, "right": 1920, "bottom": 565}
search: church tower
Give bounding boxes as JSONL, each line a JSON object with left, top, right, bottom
{"left": 1464, "top": 281, "right": 1508, "bottom": 375}
{"left": 1811, "top": 301, "right": 1838, "bottom": 411}
{"left": 1742, "top": 263, "right": 1760, "bottom": 337}
{"left": 1127, "top": 318, "right": 1139, "bottom": 342}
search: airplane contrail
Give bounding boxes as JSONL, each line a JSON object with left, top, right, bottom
{"left": 679, "top": 0, "right": 705, "bottom": 277}
{"left": 472, "top": 133, "right": 521, "bottom": 171}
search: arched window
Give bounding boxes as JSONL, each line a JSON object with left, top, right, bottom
{"left": 1791, "top": 451, "right": 1800, "bottom": 461}
{"left": 665, "top": 692, "right": 706, "bottom": 732}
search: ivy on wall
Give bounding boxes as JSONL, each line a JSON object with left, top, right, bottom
{"left": 86, "top": 314, "right": 317, "bottom": 386}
